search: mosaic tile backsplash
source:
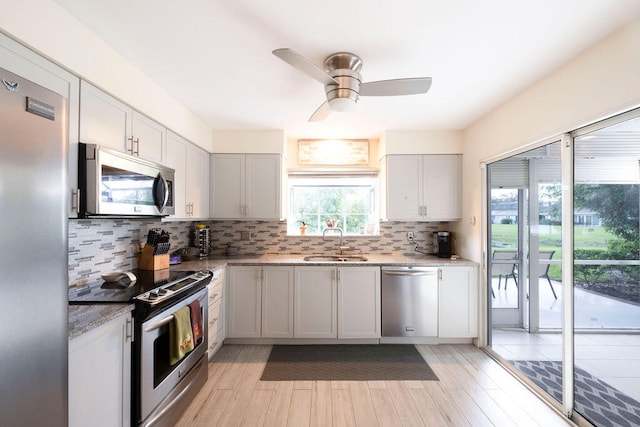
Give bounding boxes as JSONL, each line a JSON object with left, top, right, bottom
{"left": 68, "top": 219, "right": 448, "bottom": 287}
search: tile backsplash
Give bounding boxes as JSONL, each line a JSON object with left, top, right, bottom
{"left": 68, "top": 219, "right": 448, "bottom": 287}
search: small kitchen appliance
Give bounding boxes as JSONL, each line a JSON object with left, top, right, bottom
{"left": 436, "top": 231, "right": 453, "bottom": 258}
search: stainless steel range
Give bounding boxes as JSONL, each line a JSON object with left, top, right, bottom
{"left": 70, "top": 269, "right": 213, "bottom": 426}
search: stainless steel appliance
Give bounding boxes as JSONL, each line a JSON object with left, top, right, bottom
{"left": 381, "top": 266, "right": 439, "bottom": 337}
{"left": 0, "top": 67, "right": 68, "bottom": 425}
{"left": 70, "top": 269, "right": 213, "bottom": 426}
{"left": 78, "top": 142, "right": 175, "bottom": 218}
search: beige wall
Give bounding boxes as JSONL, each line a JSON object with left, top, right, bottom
{"left": 212, "top": 130, "right": 286, "bottom": 153}
{"left": 0, "top": 0, "right": 212, "bottom": 150}
{"left": 454, "top": 19, "right": 640, "bottom": 264}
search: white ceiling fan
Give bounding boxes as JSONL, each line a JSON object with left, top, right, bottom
{"left": 272, "top": 48, "right": 432, "bottom": 122}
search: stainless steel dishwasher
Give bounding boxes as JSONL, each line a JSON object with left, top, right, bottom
{"left": 381, "top": 266, "right": 439, "bottom": 337}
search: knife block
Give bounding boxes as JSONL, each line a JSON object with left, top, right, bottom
{"left": 138, "top": 244, "right": 170, "bottom": 271}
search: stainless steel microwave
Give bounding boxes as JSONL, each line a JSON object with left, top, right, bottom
{"left": 78, "top": 143, "right": 175, "bottom": 218}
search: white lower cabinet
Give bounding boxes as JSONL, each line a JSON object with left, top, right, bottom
{"left": 294, "top": 266, "right": 337, "bottom": 338}
{"left": 338, "top": 266, "right": 381, "bottom": 339}
{"left": 438, "top": 266, "right": 478, "bottom": 338}
{"left": 262, "top": 266, "right": 294, "bottom": 338}
{"left": 69, "top": 310, "right": 133, "bottom": 427}
{"left": 294, "top": 266, "right": 381, "bottom": 339}
{"left": 207, "top": 268, "right": 225, "bottom": 357}
{"left": 227, "top": 265, "right": 295, "bottom": 339}
{"left": 227, "top": 266, "right": 262, "bottom": 338}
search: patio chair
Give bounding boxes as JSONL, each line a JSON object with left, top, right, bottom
{"left": 539, "top": 250, "right": 557, "bottom": 300}
{"left": 492, "top": 250, "right": 518, "bottom": 296}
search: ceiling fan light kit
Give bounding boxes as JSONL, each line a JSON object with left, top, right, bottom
{"left": 273, "top": 48, "right": 431, "bottom": 122}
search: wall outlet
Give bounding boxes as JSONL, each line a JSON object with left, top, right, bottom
{"left": 240, "top": 231, "right": 251, "bottom": 241}
{"left": 407, "top": 232, "right": 415, "bottom": 241}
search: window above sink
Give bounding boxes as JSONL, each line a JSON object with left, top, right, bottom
{"left": 288, "top": 176, "right": 379, "bottom": 236}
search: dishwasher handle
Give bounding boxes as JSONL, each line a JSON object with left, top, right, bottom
{"left": 382, "top": 270, "right": 437, "bottom": 277}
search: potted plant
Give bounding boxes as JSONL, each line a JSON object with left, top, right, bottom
{"left": 298, "top": 221, "right": 307, "bottom": 235}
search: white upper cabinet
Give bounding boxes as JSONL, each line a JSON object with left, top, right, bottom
{"left": 165, "top": 131, "right": 209, "bottom": 219}
{"left": 131, "top": 111, "right": 165, "bottom": 164}
{"left": 186, "top": 143, "right": 210, "bottom": 219}
{"left": 210, "top": 154, "right": 281, "bottom": 220}
{"left": 385, "top": 154, "right": 462, "bottom": 221}
{"left": 80, "top": 80, "right": 164, "bottom": 164}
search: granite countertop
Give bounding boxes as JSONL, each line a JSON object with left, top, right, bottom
{"left": 70, "top": 253, "right": 476, "bottom": 339}
{"left": 68, "top": 303, "right": 134, "bottom": 340}
{"left": 172, "top": 253, "right": 478, "bottom": 271}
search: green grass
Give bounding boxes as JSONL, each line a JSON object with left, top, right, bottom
{"left": 490, "top": 224, "right": 617, "bottom": 280}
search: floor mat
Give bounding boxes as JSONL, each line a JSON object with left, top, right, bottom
{"left": 511, "top": 360, "right": 640, "bottom": 427}
{"left": 260, "top": 344, "right": 439, "bottom": 381}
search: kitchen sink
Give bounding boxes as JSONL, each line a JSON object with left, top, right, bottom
{"left": 303, "top": 255, "right": 368, "bottom": 262}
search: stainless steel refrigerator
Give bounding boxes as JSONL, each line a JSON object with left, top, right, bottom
{"left": 0, "top": 67, "right": 68, "bottom": 425}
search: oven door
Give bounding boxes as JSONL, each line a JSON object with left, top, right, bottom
{"left": 138, "top": 287, "right": 207, "bottom": 426}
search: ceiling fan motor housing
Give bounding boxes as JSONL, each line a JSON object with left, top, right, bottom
{"left": 323, "top": 52, "right": 363, "bottom": 111}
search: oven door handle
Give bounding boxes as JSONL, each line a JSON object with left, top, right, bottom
{"left": 143, "top": 358, "right": 205, "bottom": 427}
{"left": 144, "top": 314, "right": 174, "bottom": 332}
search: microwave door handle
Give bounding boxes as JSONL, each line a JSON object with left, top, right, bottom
{"left": 153, "top": 173, "right": 169, "bottom": 212}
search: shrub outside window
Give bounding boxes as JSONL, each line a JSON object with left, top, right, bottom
{"left": 288, "top": 177, "right": 378, "bottom": 236}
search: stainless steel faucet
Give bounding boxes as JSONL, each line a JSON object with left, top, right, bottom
{"left": 323, "top": 227, "right": 347, "bottom": 253}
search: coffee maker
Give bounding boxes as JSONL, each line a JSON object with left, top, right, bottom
{"left": 436, "top": 231, "right": 452, "bottom": 258}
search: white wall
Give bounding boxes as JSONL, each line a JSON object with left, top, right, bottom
{"left": 379, "top": 130, "right": 463, "bottom": 159}
{"left": 0, "top": 0, "right": 212, "bottom": 150}
{"left": 212, "top": 130, "right": 286, "bottom": 153}
{"left": 454, "top": 19, "right": 640, "bottom": 263}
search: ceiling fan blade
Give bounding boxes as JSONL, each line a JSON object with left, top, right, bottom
{"left": 359, "top": 77, "right": 432, "bottom": 96}
{"left": 272, "top": 48, "right": 338, "bottom": 86}
{"left": 309, "top": 101, "right": 331, "bottom": 122}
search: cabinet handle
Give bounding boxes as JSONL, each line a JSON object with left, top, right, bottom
{"left": 125, "top": 318, "right": 134, "bottom": 342}
{"left": 127, "top": 136, "right": 134, "bottom": 154}
{"left": 209, "top": 317, "right": 218, "bottom": 326}
{"left": 71, "top": 188, "right": 80, "bottom": 213}
{"left": 209, "top": 292, "right": 219, "bottom": 301}
{"left": 331, "top": 270, "right": 336, "bottom": 282}
{"left": 134, "top": 137, "right": 140, "bottom": 156}
{"left": 438, "top": 269, "right": 442, "bottom": 281}
{"left": 337, "top": 270, "right": 341, "bottom": 283}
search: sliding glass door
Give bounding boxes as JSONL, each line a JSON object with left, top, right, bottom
{"left": 487, "top": 110, "right": 640, "bottom": 424}
{"left": 572, "top": 116, "right": 640, "bottom": 425}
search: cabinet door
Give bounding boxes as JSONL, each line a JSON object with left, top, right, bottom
{"left": 131, "top": 111, "right": 165, "bottom": 163}
{"left": 294, "top": 267, "right": 337, "bottom": 338}
{"left": 438, "top": 266, "right": 478, "bottom": 338}
{"left": 186, "top": 144, "right": 210, "bottom": 218}
{"left": 165, "top": 132, "right": 188, "bottom": 218}
{"left": 423, "top": 155, "right": 462, "bottom": 221}
{"left": 262, "top": 266, "right": 294, "bottom": 338}
{"left": 69, "top": 311, "right": 132, "bottom": 427}
{"left": 245, "top": 154, "right": 281, "bottom": 219}
{"left": 227, "top": 266, "right": 261, "bottom": 338}
{"left": 338, "top": 267, "right": 381, "bottom": 339}
{"left": 79, "top": 80, "right": 132, "bottom": 153}
{"left": 386, "top": 155, "right": 423, "bottom": 220}
{"left": 211, "top": 154, "right": 245, "bottom": 218}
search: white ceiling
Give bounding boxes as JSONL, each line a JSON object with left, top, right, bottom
{"left": 52, "top": 0, "right": 640, "bottom": 140}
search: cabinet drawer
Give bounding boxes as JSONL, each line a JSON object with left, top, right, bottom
{"left": 208, "top": 323, "right": 224, "bottom": 353}
{"left": 207, "top": 298, "right": 222, "bottom": 332}
{"left": 208, "top": 281, "right": 223, "bottom": 305}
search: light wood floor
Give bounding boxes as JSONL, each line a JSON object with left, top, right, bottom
{"left": 177, "top": 344, "right": 574, "bottom": 426}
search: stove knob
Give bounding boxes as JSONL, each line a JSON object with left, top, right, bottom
{"left": 148, "top": 291, "right": 158, "bottom": 300}
{"left": 157, "top": 288, "right": 168, "bottom": 296}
